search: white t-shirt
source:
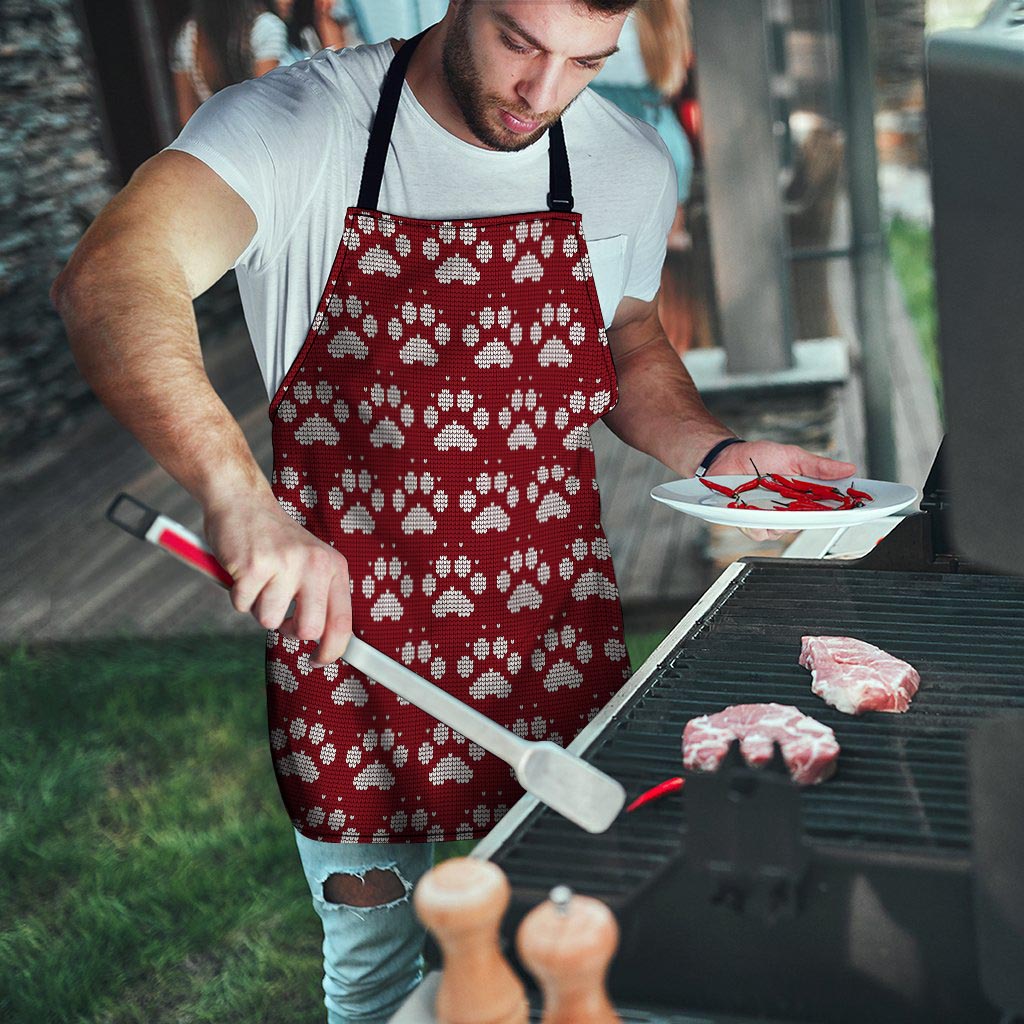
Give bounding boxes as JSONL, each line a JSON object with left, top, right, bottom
{"left": 168, "top": 40, "right": 677, "bottom": 400}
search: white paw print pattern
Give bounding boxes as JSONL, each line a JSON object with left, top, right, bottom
{"left": 457, "top": 633, "right": 521, "bottom": 701}
{"left": 270, "top": 707, "right": 345, "bottom": 785}
{"left": 504, "top": 219, "right": 554, "bottom": 285}
{"left": 305, "top": 804, "right": 349, "bottom": 834}
{"left": 325, "top": 291, "right": 373, "bottom": 362}
{"left": 351, "top": 212, "right": 410, "bottom": 280}
{"left": 416, "top": 720, "right": 484, "bottom": 787}
{"left": 395, "top": 299, "right": 448, "bottom": 366}
{"left": 468, "top": 304, "right": 517, "bottom": 370}
{"left": 530, "top": 623, "right": 594, "bottom": 693}
{"left": 433, "top": 222, "right": 482, "bottom": 286}
{"left": 464, "top": 801, "right": 507, "bottom": 836}
{"left": 344, "top": 726, "right": 408, "bottom": 792}
{"left": 554, "top": 389, "right": 597, "bottom": 452}
{"left": 273, "top": 463, "right": 312, "bottom": 526}
{"left": 386, "top": 805, "right": 445, "bottom": 842}
{"left": 526, "top": 462, "right": 581, "bottom": 524}
{"left": 552, "top": 387, "right": 606, "bottom": 452}
{"left": 399, "top": 638, "right": 450, "bottom": 681}
{"left": 558, "top": 535, "right": 619, "bottom": 602}
{"left": 511, "top": 712, "right": 563, "bottom": 748}
{"left": 395, "top": 469, "right": 447, "bottom": 536}
{"left": 424, "top": 388, "right": 486, "bottom": 452}
{"left": 358, "top": 380, "right": 414, "bottom": 449}
{"left": 421, "top": 551, "right": 486, "bottom": 619}
{"left": 497, "top": 388, "right": 547, "bottom": 452}
{"left": 497, "top": 546, "right": 552, "bottom": 614}
{"left": 459, "top": 468, "right": 520, "bottom": 535}
{"left": 328, "top": 466, "right": 384, "bottom": 535}
{"left": 360, "top": 554, "right": 413, "bottom": 622}
{"left": 532, "top": 301, "right": 583, "bottom": 368}
{"left": 278, "top": 377, "right": 350, "bottom": 430}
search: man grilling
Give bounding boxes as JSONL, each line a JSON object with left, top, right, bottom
{"left": 51, "top": 1, "right": 855, "bottom": 1019}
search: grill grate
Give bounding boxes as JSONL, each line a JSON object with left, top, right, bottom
{"left": 494, "top": 564, "right": 1024, "bottom": 902}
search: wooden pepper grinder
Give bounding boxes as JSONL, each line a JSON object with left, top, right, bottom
{"left": 413, "top": 856, "right": 528, "bottom": 1024}
{"left": 516, "top": 885, "right": 621, "bottom": 1024}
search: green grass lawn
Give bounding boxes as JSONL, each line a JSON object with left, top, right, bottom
{"left": 887, "top": 215, "right": 942, "bottom": 407}
{"left": 0, "top": 629, "right": 667, "bottom": 1023}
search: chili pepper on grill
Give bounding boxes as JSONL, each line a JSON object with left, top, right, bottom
{"left": 698, "top": 477, "right": 737, "bottom": 498}
{"left": 626, "top": 776, "right": 685, "bottom": 813}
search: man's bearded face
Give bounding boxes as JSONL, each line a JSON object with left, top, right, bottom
{"left": 441, "top": 2, "right": 602, "bottom": 151}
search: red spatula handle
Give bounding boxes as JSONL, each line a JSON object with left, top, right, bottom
{"left": 106, "top": 492, "right": 233, "bottom": 588}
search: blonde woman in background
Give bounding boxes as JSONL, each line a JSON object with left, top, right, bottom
{"left": 591, "top": 0, "right": 693, "bottom": 224}
{"left": 171, "top": 1, "right": 289, "bottom": 127}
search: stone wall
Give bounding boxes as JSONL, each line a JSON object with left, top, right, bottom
{"left": 0, "top": 0, "right": 116, "bottom": 461}
{"left": 0, "top": 0, "right": 247, "bottom": 464}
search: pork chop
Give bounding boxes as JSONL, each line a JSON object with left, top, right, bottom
{"left": 682, "top": 703, "right": 840, "bottom": 786}
{"left": 799, "top": 636, "right": 920, "bottom": 716}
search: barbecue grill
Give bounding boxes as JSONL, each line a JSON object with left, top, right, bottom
{"left": 473, "top": 451, "right": 1024, "bottom": 1022}
{"left": 468, "top": 9, "right": 1024, "bottom": 1021}
{"left": 392, "top": 9, "right": 1024, "bottom": 1022}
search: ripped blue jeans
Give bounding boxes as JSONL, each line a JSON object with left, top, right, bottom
{"left": 294, "top": 829, "right": 436, "bottom": 1024}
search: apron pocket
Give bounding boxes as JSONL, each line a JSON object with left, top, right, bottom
{"left": 586, "top": 234, "right": 628, "bottom": 327}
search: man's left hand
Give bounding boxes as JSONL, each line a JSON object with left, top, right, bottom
{"left": 706, "top": 440, "right": 857, "bottom": 542}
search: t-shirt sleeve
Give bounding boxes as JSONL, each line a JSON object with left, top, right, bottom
{"left": 623, "top": 132, "right": 678, "bottom": 302}
{"left": 251, "top": 12, "right": 289, "bottom": 63}
{"left": 165, "top": 66, "right": 342, "bottom": 273}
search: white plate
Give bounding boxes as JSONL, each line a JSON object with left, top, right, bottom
{"left": 650, "top": 476, "right": 920, "bottom": 530}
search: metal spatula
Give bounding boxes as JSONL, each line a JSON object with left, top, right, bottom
{"left": 106, "top": 493, "right": 626, "bottom": 834}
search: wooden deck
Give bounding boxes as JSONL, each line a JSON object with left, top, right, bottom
{"left": 1, "top": 245, "right": 940, "bottom": 645}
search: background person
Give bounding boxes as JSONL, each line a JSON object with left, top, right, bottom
{"left": 592, "top": 0, "right": 694, "bottom": 242}
{"left": 171, "top": 0, "right": 289, "bottom": 127}
{"left": 276, "top": 0, "right": 351, "bottom": 63}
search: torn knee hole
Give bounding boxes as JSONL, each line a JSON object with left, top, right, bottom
{"left": 323, "top": 868, "right": 406, "bottom": 908}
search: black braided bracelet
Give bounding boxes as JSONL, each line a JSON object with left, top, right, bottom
{"left": 694, "top": 437, "right": 745, "bottom": 478}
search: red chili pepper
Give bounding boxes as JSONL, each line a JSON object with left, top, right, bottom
{"left": 758, "top": 478, "right": 801, "bottom": 496}
{"left": 698, "top": 477, "right": 737, "bottom": 498}
{"left": 734, "top": 478, "right": 762, "bottom": 494}
{"left": 776, "top": 498, "right": 835, "bottom": 511}
{"left": 768, "top": 473, "right": 815, "bottom": 493}
{"left": 847, "top": 486, "right": 873, "bottom": 501}
{"left": 772, "top": 473, "right": 844, "bottom": 499}
{"left": 626, "top": 776, "right": 685, "bottom": 813}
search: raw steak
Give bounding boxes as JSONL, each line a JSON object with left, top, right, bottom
{"left": 682, "top": 703, "right": 840, "bottom": 786}
{"left": 799, "top": 636, "right": 920, "bottom": 716}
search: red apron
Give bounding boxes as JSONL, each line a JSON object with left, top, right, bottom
{"left": 265, "top": 31, "right": 630, "bottom": 843}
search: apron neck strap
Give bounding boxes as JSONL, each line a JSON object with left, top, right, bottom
{"left": 357, "top": 29, "right": 575, "bottom": 214}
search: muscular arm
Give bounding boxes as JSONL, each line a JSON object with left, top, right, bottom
{"left": 51, "top": 150, "right": 263, "bottom": 510}
{"left": 603, "top": 294, "right": 734, "bottom": 477}
{"left": 51, "top": 151, "right": 353, "bottom": 661}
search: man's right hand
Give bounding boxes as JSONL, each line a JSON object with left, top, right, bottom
{"left": 204, "top": 493, "right": 352, "bottom": 666}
